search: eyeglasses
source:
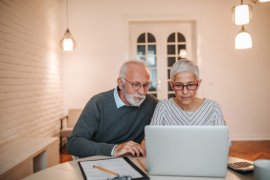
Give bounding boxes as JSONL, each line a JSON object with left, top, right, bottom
{"left": 172, "top": 82, "right": 198, "bottom": 91}
{"left": 123, "top": 78, "right": 150, "bottom": 91}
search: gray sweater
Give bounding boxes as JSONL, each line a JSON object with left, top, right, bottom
{"left": 67, "top": 89, "right": 158, "bottom": 157}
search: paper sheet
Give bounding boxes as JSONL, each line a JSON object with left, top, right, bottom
{"left": 79, "top": 158, "right": 144, "bottom": 180}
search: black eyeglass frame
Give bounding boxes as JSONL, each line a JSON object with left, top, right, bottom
{"left": 171, "top": 82, "right": 199, "bottom": 91}
{"left": 123, "top": 78, "right": 150, "bottom": 91}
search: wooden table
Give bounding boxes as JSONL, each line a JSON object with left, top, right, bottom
{"left": 23, "top": 156, "right": 254, "bottom": 180}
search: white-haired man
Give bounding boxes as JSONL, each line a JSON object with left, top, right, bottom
{"left": 67, "top": 60, "right": 158, "bottom": 158}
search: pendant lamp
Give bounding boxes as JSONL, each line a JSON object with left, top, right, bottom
{"left": 233, "top": 0, "right": 252, "bottom": 25}
{"left": 235, "top": 26, "right": 252, "bottom": 49}
{"left": 60, "top": 0, "right": 76, "bottom": 51}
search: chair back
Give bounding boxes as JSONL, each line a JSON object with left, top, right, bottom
{"left": 67, "top": 109, "right": 82, "bottom": 128}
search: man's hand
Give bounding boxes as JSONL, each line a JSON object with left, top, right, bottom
{"left": 140, "top": 139, "right": 146, "bottom": 153}
{"left": 113, "top": 141, "right": 145, "bottom": 157}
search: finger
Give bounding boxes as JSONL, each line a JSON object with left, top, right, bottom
{"left": 131, "top": 146, "right": 141, "bottom": 157}
{"left": 131, "top": 144, "right": 143, "bottom": 156}
{"left": 127, "top": 147, "right": 135, "bottom": 156}
{"left": 129, "top": 144, "right": 145, "bottom": 157}
{"left": 114, "top": 144, "right": 129, "bottom": 157}
{"left": 114, "top": 141, "right": 141, "bottom": 157}
{"left": 136, "top": 145, "right": 146, "bottom": 156}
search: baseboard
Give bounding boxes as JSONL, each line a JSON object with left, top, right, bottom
{"left": 231, "top": 136, "right": 270, "bottom": 141}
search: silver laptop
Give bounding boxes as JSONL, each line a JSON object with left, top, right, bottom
{"left": 145, "top": 126, "right": 229, "bottom": 177}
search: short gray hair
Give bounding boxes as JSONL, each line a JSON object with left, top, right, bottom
{"left": 170, "top": 59, "right": 199, "bottom": 81}
{"left": 119, "top": 59, "right": 148, "bottom": 79}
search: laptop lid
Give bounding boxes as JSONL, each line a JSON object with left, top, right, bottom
{"left": 145, "top": 126, "right": 229, "bottom": 177}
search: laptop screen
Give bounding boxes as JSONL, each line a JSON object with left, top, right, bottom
{"left": 145, "top": 126, "right": 229, "bottom": 177}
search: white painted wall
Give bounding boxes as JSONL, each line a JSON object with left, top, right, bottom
{"left": 62, "top": 0, "right": 270, "bottom": 140}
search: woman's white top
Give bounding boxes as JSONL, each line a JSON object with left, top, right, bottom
{"left": 150, "top": 98, "right": 225, "bottom": 126}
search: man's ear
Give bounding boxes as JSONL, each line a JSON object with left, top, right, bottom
{"left": 117, "top": 78, "right": 123, "bottom": 89}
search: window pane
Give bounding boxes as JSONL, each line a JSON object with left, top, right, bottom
{"left": 149, "top": 69, "right": 157, "bottom": 91}
{"left": 168, "top": 93, "right": 175, "bottom": 99}
{"left": 167, "top": 33, "right": 175, "bottom": 42}
{"left": 168, "top": 69, "right": 171, "bottom": 79}
{"left": 148, "top": 33, "right": 156, "bottom": 43}
{"left": 177, "top": 45, "right": 186, "bottom": 54}
{"left": 137, "top": 55, "right": 145, "bottom": 61}
{"left": 168, "top": 81, "right": 173, "bottom": 91}
{"left": 147, "top": 56, "right": 156, "bottom": 67}
{"left": 148, "top": 45, "right": 156, "bottom": 55}
{"left": 150, "top": 93, "right": 157, "bottom": 98}
{"left": 167, "top": 57, "right": 175, "bottom": 67}
{"left": 167, "top": 45, "right": 175, "bottom": 55}
{"left": 137, "top": 45, "right": 145, "bottom": 55}
{"left": 177, "top": 33, "right": 186, "bottom": 42}
{"left": 149, "top": 82, "right": 157, "bottom": 92}
{"left": 137, "top": 33, "right": 145, "bottom": 43}
{"left": 150, "top": 68, "right": 157, "bottom": 82}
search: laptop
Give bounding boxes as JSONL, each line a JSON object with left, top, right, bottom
{"left": 145, "top": 126, "right": 229, "bottom": 177}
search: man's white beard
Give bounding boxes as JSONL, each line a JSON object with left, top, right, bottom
{"left": 122, "top": 87, "right": 146, "bottom": 106}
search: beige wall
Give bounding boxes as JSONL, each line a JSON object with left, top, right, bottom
{"left": 0, "top": 0, "right": 63, "bottom": 144}
{"left": 62, "top": 0, "right": 270, "bottom": 140}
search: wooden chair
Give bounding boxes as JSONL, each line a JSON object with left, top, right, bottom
{"left": 60, "top": 109, "right": 82, "bottom": 148}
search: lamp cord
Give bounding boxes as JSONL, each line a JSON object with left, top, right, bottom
{"left": 66, "top": 0, "right": 69, "bottom": 28}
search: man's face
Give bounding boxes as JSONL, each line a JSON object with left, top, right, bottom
{"left": 118, "top": 64, "right": 150, "bottom": 106}
{"left": 121, "top": 84, "right": 146, "bottom": 106}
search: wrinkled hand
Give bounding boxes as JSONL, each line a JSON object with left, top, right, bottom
{"left": 113, "top": 141, "right": 145, "bottom": 157}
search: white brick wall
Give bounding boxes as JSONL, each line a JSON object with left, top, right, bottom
{"left": 0, "top": 0, "right": 63, "bottom": 144}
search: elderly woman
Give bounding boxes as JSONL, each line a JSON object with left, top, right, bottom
{"left": 150, "top": 59, "right": 226, "bottom": 126}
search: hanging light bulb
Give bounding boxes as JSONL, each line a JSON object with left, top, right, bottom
{"left": 60, "top": 29, "right": 76, "bottom": 51}
{"left": 233, "top": 0, "right": 252, "bottom": 25}
{"left": 60, "top": 0, "right": 76, "bottom": 51}
{"left": 235, "top": 26, "right": 252, "bottom": 49}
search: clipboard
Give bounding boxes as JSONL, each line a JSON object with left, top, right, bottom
{"left": 78, "top": 157, "right": 149, "bottom": 180}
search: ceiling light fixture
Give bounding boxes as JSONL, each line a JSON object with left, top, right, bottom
{"left": 232, "top": 2, "right": 252, "bottom": 25}
{"left": 232, "top": 0, "right": 269, "bottom": 49}
{"left": 235, "top": 26, "right": 252, "bottom": 49}
{"left": 60, "top": 0, "right": 76, "bottom": 51}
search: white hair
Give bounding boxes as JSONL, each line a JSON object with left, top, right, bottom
{"left": 119, "top": 59, "right": 148, "bottom": 79}
{"left": 170, "top": 59, "right": 200, "bottom": 81}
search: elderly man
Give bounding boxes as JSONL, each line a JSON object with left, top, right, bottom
{"left": 67, "top": 60, "right": 158, "bottom": 158}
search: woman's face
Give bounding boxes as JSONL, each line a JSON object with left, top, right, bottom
{"left": 171, "top": 71, "right": 200, "bottom": 107}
